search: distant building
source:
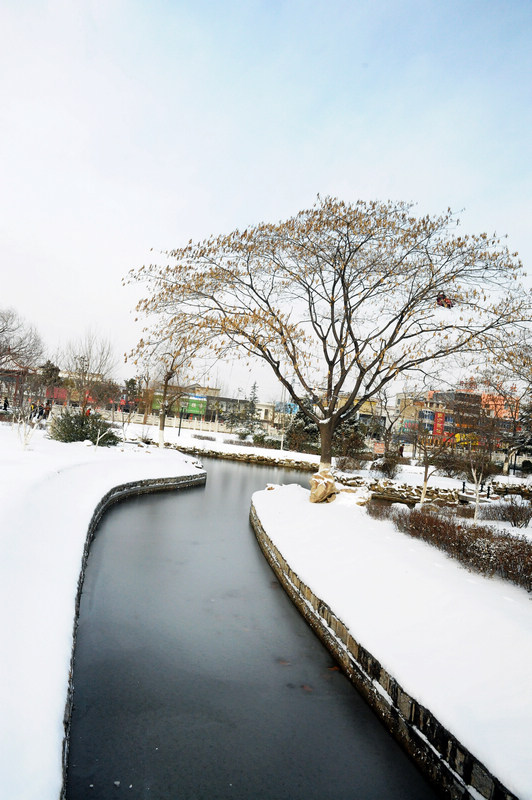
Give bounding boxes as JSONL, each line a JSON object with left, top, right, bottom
{"left": 393, "top": 382, "right": 520, "bottom": 445}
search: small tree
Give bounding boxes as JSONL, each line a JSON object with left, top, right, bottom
{"left": 448, "top": 383, "right": 502, "bottom": 519}
{"left": 127, "top": 326, "right": 209, "bottom": 447}
{"left": 478, "top": 341, "right": 532, "bottom": 474}
{"left": 25, "top": 359, "right": 62, "bottom": 405}
{"left": 409, "top": 425, "right": 456, "bottom": 504}
{"left": 0, "top": 308, "right": 43, "bottom": 374}
{"left": 239, "top": 382, "right": 261, "bottom": 435}
{"left": 333, "top": 415, "right": 367, "bottom": 470}
{"left": 61, "top": 333, "right": 116, "bottom": 414}
{"left": 124, "top": 377, "right": 141, "bottom": 410}
{"left": 285, "top": 402, "right": 320, "bottom": 454}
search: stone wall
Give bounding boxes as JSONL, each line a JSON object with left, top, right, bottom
{"left": 172, "top": 443, "right": 318, "bottom": 472}
{"left": 250, "top": 502, "right": 517, "bottom": 800}
{"left": 61, "top": 472, "right": 206, "bottom": 799}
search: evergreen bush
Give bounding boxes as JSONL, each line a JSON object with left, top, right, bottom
{"left": 285, "top": 403, "right": 367, "bottom": 459}
{"left": 49, "top": 408, "right": 120, "bottom": 446}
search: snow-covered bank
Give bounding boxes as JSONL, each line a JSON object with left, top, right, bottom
{"left": 2, "top": 417, "right": 531, "bottom": 800}
{"left": 252, "top": 484, "right": 532, "bottom": 800}
{"left": 0, "top": 425, "right": 205, "bottom": 800}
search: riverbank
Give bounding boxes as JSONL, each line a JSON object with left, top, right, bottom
{"left": 251, "top": 483, "right": 532, "bottom": 800}
{"left": 2, "top": 420, "right": 531, "bottom": 800}
{"left": 0, "top": 425, "right": 205, "bottom": 800}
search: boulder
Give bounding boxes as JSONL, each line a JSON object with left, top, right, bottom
{"left": 309, "top": 469, "right": 338, "bottom": 503}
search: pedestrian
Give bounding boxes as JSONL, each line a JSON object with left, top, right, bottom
{"left": 3, "top": 397, "right": 8, "bottom": 411}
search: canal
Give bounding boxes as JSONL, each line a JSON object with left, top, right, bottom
{"left": 66, "top": 457, "right": 439, "bottom": 799}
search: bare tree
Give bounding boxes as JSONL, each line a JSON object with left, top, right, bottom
{"left": 0, "top": 308, "right": 44, "bottom": 404}
{"left": 373, "top": 382, "right": 429, "bottom": 456}
{"left": 445, "top": 381, "right": 502, "bottom": 519}
{"left": 127, "top": 327, "right": 210, "bottom": 447}
{"left": 61, "top": 332, "right": 115, "bottom": 414}
{"left": 128, "top": 197, "right": 530, "bottom": 475}
{"left": 410, "top": 424, "right": 456, "bottom": 504}
{"left": 479, "top": 338, "right": 532, "bottom": 474}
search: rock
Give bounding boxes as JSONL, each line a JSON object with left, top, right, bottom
{"left": 309, "top": 469, "right": 338, "bottom": 503}
{"left": 339, "top": 486, "right": 371, "bottom": 504}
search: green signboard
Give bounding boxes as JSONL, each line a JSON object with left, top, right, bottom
{"left": 184, "top": 395, "right": 207, "bottom": 416}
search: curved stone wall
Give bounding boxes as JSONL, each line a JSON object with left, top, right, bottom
{"left": 250, "top": 502, "right": 517, "bottom": 800}
{"left": 61, "top": 472, "right": 206, "bottom": 798}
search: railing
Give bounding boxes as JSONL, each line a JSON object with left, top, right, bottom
{"left": 97, "top": 410, "right": 281, "bottom": 438}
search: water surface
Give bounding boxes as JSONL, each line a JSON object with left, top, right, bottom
{"left": 66, "top": 458, "right": 438, "bottom": 799}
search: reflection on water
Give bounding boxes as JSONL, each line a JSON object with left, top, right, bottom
{"left": 66, "top": 458, "right": 438, "bottom": 800}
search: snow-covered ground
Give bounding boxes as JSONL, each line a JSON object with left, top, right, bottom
{"left": 0, "top": 423, "right": 205, "bottom": 800}
{"left": 1, "top": 419, "right": 531, "bottom": 799}
{"left": 252, "top": 485, "right": 532, "bottom": 800}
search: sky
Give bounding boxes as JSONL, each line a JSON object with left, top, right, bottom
{"left": 1, "top": 0, "right": 531, "bottom": 400}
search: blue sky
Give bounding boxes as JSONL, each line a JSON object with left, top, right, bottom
{"left": 1, "top": 0, "right": 531, "bottom": 397}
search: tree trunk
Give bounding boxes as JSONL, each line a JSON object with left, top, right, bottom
{"left": 158, "top": 407, "right": 166, "bottom": 448}
{"left": 473, "top": 482, "right": 481, "bottom": 521}
{"left": 502, "top": 448, "right": 517, "bottom": 476}
{"left": 318, "top": 419, "right": 334, "bottom": 472}
{"left": 471, "top": 466, "right": 481, "bottom": 521}
{"left": 419, "top": 461, "right": 430, "bottom": 505}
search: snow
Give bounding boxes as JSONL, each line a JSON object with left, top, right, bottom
{"left": 1, "top": 418, "right": 531, "bottom": 799}
{"left": 125, "top": 420, "right": 320, "bottom": 465}
{"left": 252, "top": 483, "right": 532, "bottom": 800}
{"left": 0, "top": 423, "right": 205, "bottom": 800}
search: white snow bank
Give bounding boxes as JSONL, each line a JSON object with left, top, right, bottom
{"left": 130, "top": 422, "right": 320, "bottom": 464}
{"left": 252, "top": 484, "right": 532, "bottom": 800}
{"left": 0, "top": 425, "right": 205, "bottom": 800}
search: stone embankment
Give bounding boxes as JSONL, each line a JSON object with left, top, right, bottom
{"left": 492, "top": 482, "right": 532, "bottom": 499}
{"left": 337, "top": 474, "right": 460, "bottom": 505}
{"left": 250, "top": 503, "right": 517, "bottom": 800}
{"left": 169, "top": 443, "right": 319, "bottom": 472}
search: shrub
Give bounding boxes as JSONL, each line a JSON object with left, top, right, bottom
{"left": 285, "top": 414, "right": 320, "bottom": 454}
{"left": 264, "top": 437, "right": 281, "bottom": 450}
{"left": 49, "top": 408, "right": 120, "bottom": 446}
{"left": 387, "top": 505, "right": 532, "bottom": 592}
{"left": 138, "top": 428, "right": 153, "bottom": 444}
{"left": 365, "top": 498, "right": 397, "bottom": 521}
{"left": 332, "top": 417, "right": 366, "bottom": 459}
{"left": 336, "top": 455, "right": 367, "bottom": 471}
{"left": 480, "top": 496, "right": 532, "bottom": 528}
{"left": 521, "top": 459, "right": 532, "bottom": 473}
{"left": 371, "top": 454, "right": 400, "bottom": 479}
{"left": 432, "top": 450, "right": 469, "bottom": 478}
